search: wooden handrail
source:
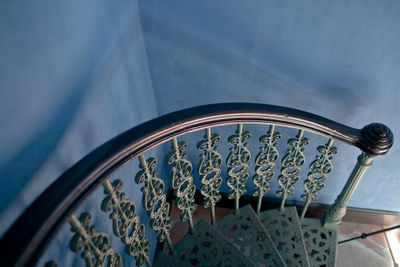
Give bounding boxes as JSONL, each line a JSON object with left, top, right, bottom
{"left": 0, "top": 103, "right": 393, "bottom": 266}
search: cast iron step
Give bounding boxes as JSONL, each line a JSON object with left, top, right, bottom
{"left": 217, "top": 204, "right": 286, "bottom": 267}
{"left": 173, "top": 219, "right": 257, "bottom": 266}
{"left": 259, "top": 207, "right": 310, "bottom": 267}
{"left": 301, "top": 217, "right": 337, "bottom": 267}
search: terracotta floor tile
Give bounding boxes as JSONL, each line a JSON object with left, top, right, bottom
{"left": 339, "top": 222, "right": 389, "bottom": 249}
{"left": 339, "top": 221, "right": 358, "bottom": 235}
{"left": 385, "top": 227, "right": 400, "bottom": 265}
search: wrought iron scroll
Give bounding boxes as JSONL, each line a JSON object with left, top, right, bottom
{"left": 226, "top": 124, "right": 251, "bottom": 212}
{"left": 167, "top": 138, "right": 197, "bottom": 232}
{"left": 102, "top": 180, "right": 152, "bottom": 266}
{"left": 277, "top": 129, "right": 309, "bottom": 210}
{"left": 197, "top": 128, "right": 223, "bottom": 225}
{"left": 69, "top": 212, "right": 123, "bottom": 267}
{"left": 302, "top": 218, "right": 337, "bottom": 267}
{"left": 153, "top": 252, "right": 192, "bottom": 267}
{"left": 135, "top": 155, "right": 174, "bottom": 254}
{"left": 300, "top": 140, "right": 337, "bottom": 220}
{"left": 217, "top": 205, "right": 286, "bottom": 267}
{"left": 260, "top": 207, "right": 310, "bottom": 267}
{"left": 253, "top": 125, "right": 281, "bottom": 214}
{"left": 173, "top": 220, "right": 257, "bottom": 266}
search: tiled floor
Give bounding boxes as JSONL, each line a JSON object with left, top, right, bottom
{"left": 337, "top": 221, "right": 399, "bottom": 267}
{"left": 167, "top": 203, "right": 399, "bottom": 266}
{"left": 339, "top": 222, "right": 388, "bottom": 249}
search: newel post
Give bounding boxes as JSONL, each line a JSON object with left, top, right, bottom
{"left": 322, "top": 123, "right": 393, "bottom": 229}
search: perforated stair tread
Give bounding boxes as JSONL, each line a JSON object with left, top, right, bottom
{"left": 217, "top": 204, "right": 287, "bottom": 267}
{"left": 259, "top": 207, "right": 310, "bottom": 267}
{"left": 301, "top": 218, "right": 337, "bottom": 267}
{"left": 173, "top": 219, "right": 257, "bottom": 267}
{"left": 154, "top": 252, "right": 192, "bottom": 267}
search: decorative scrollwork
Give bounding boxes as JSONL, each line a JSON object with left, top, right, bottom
{"left": 101, "top": 180, "right": 151, "bottom": 266}
{"left": 260, "top": 207, "right": 310, "bottom": 267}
{"left": 253, "top": 125, "right": 281, "bottom": 214}
{"left": 154, "top": 252, "right": 192, "bottom": 267}
{"left": 197, "top": 128, "right": 223, "bottom": 225}
{"left": 167, "top": 138, "right": 197, "bottom": 231}
{"left": 226, "top": 124, "right": 251, "bottom": 211}
{"left": 217, "top": 205, "right": 286, "bottom": 267}
{"left": 135, "top": 155, "right": 174, "bottom": 253}
{"left": 300, "top": 139, "right": 337, "bottom": 220}
{"left": 277, "top": 129, "right": 309, "bottom": 210}
{"left": 174, "top": 220, "right": 256, "bottom": 266}
{"left": 302, "top": 218, "right": 337, "bottom": 267}
{"left": 69, "top": 212, "right": 122, "bottom": 267}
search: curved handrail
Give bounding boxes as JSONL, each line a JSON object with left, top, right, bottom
{"left": 0, "top": 103, "right": 393, "bottom": 266}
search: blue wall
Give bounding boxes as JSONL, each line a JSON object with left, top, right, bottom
{"left": 0, "top": 0, "right": 158, "bottom": 241}
{"left": 0, "top": 0, "right": 400, "bottom": 263}
{"left": 138, "top": 0, "right": 400, "bottom": 212}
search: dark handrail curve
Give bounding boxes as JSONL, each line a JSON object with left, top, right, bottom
{"left": 0, "top": 103, "right": 393, "bottom": 266}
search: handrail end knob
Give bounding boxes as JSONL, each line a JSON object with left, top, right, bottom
{"left": 360, "top": 123, "right": 394, "bottom": 156}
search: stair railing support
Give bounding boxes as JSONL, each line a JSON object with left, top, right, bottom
{"left": 322, "top": 152, "right": 373, "bottom": 229}
{"left": 322, "top": 122, "right": 394, "bottom": 230}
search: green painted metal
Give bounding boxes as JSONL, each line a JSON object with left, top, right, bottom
{"left": 44, "top": 125, "right": 365, "bottom": 267}
{"left": 301, "top": 218, "right": 337, "bottom": 267}
{"left": 69, "top": 212, "right": 123, "bottom": 267}
{"left": 7, "top": 103, "right": 395, "bottom": 267}
{"left": 277, "top": 130, "right": 309, "bottom": 211}
{"left": 217, "top": 204, "right": 286, "bottom": 267}
{"left": 167, "top": 138, "right": 197, "bottom": 232}
{"left": 173, "top": 219, "right": 257, "bottom": 266}
{"left": 253, "top": 125, "right": 281, "bottom": 215}
{"left": 260, "top": 207, "right": 311, "bottom": 267}
{"left": 6, "top": 104, "right": 394, "bottom": 267}
{"left": 136, "top": 155, "right": 174, "bottom": 254}
{"left": 197, "top": 128, "right": 223, "bottom": 225}
{"left": 300, "top": 139, "right": 337, "bottom": 220}
{"left": 153, "top": 252, "right": 192, "bottom": 267}
{"left": 322, "top": 152, "right": 374, "bottom": 229}
{"left": 226, "top": 124, "right": 251, "bottom": 212}
{"left": 102, "top": 180, "right": 152, "bottom": 266}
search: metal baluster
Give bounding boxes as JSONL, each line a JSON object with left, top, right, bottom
{"left": 226, "top": 124, "right": 251, "bottom": 212}
{"left": 136, "top": 155, "right": 174, "bottom": 254}
{"left": 253, "top": 125, "right": 281, "bottom": 215}
{"left": 167, "top": 138, "right": 197, "bottom": 232}
{"left": 300, "top": 139, "right": 337, "bottom": 221}
{"left": 277, "top": 129, "right": 309, "bottom": 211}
{"left": 102, "top": 180, "right": 152, "bottom": 266}
{"left": 322, "top": 123, "right": 393, "bottom": 229}
{"left": 198, "top": 128, "right": 223, "bottom": 225}
{"left": 69, "top": 213, "right": 123, "bottom": 267}
{"left": 322, "top": 153, "right": 373, "bottom": 229}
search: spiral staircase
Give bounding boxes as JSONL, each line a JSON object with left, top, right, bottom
{"left": 0, "top": 103, "right": 394, "bottom": 267}
{"left": 154, "top": 203, "right": 336, "bottom": 267}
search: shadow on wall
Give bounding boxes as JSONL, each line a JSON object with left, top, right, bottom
{"left": 138, "top": 0, "right": 400, "bottom": 212}
{"left": 139, "top": 11, "right": 365, "bottom": 122}
{"left": 0, "top": 0, "right": 158, "bottom": 236}
{"left": 0, "top": 74, "right": 89, "bottom": 215}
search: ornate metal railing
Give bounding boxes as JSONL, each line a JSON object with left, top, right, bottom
{"left": 0, "top": 103, "right": 393, "bottom": 266}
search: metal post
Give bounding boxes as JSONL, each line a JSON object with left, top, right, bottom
{"left": 322, "top": 152, "right": 373, "bottom": 229}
